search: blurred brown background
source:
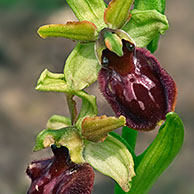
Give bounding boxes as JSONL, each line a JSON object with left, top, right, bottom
{"left": 0, "top": 0, "right": 194, "bottom": 193}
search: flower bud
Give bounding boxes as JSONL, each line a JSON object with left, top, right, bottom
{"left": 98, "top": 39, "right": 177, "bottom": 131}
{"left": 26, "top": 145, "right": 94, "bottom": 194}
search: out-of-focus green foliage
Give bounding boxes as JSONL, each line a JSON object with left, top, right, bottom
{"left": 0, "top": 0, "right": 66, "bottom": 10}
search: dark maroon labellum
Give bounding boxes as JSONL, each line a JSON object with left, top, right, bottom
{"left": 26, "top": 145, "right": 94, "bottom": 194}
{"left": 98, "top": 40, "right": 177, "bottom": 131}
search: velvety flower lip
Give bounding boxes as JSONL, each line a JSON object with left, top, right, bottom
{"left": 26, "top": 145, "right": 95, "bottom": 194}
{"left": 98, "top": 39, "right": 177, "bottom": 131}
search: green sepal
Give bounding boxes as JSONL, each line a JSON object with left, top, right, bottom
{"left": 104, "top": 0, "right": 133, "bottom": 29}
{"left": 66, "top": 0, "right": 107, "bottom": 31}
{"left": 33, "top": 127, "right": 84, "bottom": 163}
{"left": 134, "top": 0, "right": 165, "bottom": 14}
{"left": 147, "top": 33, "right": 160, "bottom": 53}
{"left": 46, "top": 115, "right": 71, "bottom": 130}
{"left": 122, "top": 9, "right": 169, "bottom": 48}
{"left": 64, "top": 42, "right": 100, "bottom": 91}
{"left": 115, "top": 112, "right": 184, "bottom": 194}
{"left": 134, "top": 0, "right": 166, "bottom": 52}
{"left": 83, "top": 134, "right": 136, "bottom": 192}
{"left": 82, "top": 115, "right": 126, "bottom": 142}
{"left": 38, "top": 21, "right": 98, "bottom": 42}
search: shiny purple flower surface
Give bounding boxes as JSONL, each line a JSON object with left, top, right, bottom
{"left": 26, "top": 145, "right": 94, "bottom": 194}
{"left": 98, "top": 40, "right": 177, "bottom": 131}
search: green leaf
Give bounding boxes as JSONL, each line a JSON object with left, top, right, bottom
{"left": 122, "top": 9, "right": 169, "bottom": 48}
{"left": 64, "top": 42, "right": 100, "bottom": 91}
{"left": 122, "top": 126, "right": 138, "bottom": 151}
{"left": 115, "top": 112, "right": 184, "bottom": 194}
{"left": 38, "top": 21, "right": 98, "bottom": 42}
{"left": 104, "top": 0, "right": 133, "bottom": 29}
{"left": 84, "top": 134, "right": 135, "bottom": 192}
{"left": 47, "top": 115, "right": 71, "bottom": 130}
{"left": 82, "top": 115, "right": 126, "bottom": 142}
{"left": 34, "top": 127, "right": 84, "bottom": 163}
{"left": 66, "top": 0, "right": 107, "bottom": 31}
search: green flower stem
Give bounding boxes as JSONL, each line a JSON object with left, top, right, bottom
{"left": 122, "top": 126, "right": 138, "bottom": 151}
{"left": 66, "top": 94, "right": 78, "bottom": 125}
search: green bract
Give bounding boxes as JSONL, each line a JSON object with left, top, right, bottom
{"left": 84, "top": 134, "right": 135, "bottom": 192}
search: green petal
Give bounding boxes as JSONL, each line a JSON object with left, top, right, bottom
{"left": 84, "top": 134, "right": 135, "bottom": 192}
{"left": 33, "top": 127, "right": 84, "bottom": 163}
{"left": 66, "top": 0, "right": 107, "bottom": 31}
{"left": 95, "top": 28, "right": 135, "bottom": 64}
{"left": 82, "top": 115, "right": 126, "bottom": 142}
{"left": 104, "top": 0, "right": 133, "bottom": 29}
{"left": 123, "top": 9, "right": 169, "bottom": 48}
{"left": 35, "top": 69, "right": 70, "bottom": 92}
{"left": 104, "top": 30, "right": 123, "bottom": 56}
{"left": 38, "top": 21, "right": 98, "bottom": 42}
{"left": 47, "top": 115, "right": 71, "bottom": 130}
{"left": 115, "top": 112, "right": 184, "bottom": 194}
{"left": 64, "top": 42, "right": 100, "bottom": 91}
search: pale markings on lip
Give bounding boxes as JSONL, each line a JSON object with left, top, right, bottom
{"left": 35, "top": 185, "right": 39, "bottom": 191}
{"left": 122, "top": 70, "right": 156, "bottom": 111}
